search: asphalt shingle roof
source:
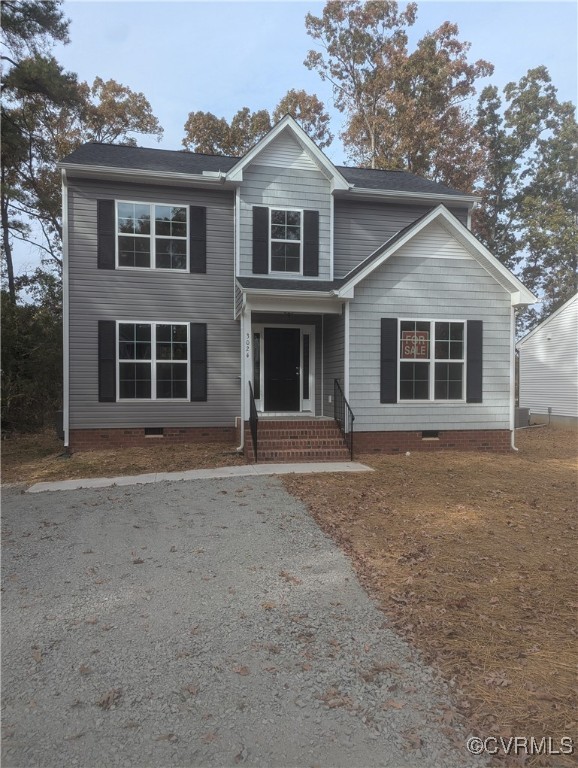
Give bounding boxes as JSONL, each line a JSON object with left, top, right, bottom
{"left": 61, "top": 143, "right": 470, "bottom": 197}
{"left": 236, "top": 277, "right": 344, "bottom": 292}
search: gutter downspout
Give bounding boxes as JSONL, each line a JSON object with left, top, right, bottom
{"left": 61, "top": 169, "right": 70, "bottom": 449}
{"left": 511, "top": 305, "right": 518, "bottom": 452}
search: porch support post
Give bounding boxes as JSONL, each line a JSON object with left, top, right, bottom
{"left": 242, "top": 304, "right": 253, "bottom": 419}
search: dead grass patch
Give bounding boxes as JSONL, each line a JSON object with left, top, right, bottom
{"left": 1, "top": 430, "right": 245, "bottom": 485}
{"left": 284, "top": 427, "right": 578, "bottom": 765}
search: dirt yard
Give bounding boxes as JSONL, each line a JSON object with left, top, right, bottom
{"left": 1, "top": 431, "right": 244, "bottom": 485}
{"left": 285, "top": 427, "right": 577, "bottom": 766}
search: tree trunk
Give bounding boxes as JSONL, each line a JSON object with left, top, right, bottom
{"left": 0, "top": 167, "right": 16, "bottom": 304}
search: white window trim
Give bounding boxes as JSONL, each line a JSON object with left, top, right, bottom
{"left": 268, "top": 206, "right": 303, "bottom": 276}
{"left": 116, "top": 320, "right": 190, "bottom": 401}
{"left": 115, "top": 201, "right": 190, "bottom": 272}
{"left": 397, "top": 318, "right": 467, "bottom": 403}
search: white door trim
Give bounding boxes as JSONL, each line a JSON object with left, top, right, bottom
{"left": 252, "top": 323, "right": 316, "bottom": 415}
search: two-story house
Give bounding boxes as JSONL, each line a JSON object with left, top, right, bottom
{"left": 59, "top": 116, "right": 535, "bottom": 460}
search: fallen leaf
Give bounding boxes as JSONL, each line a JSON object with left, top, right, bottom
{"left": 97, "top": 688, "right": 122, "bottom": 710}
{"left": 382, "top": 699, "right": 407, "bottom": 710}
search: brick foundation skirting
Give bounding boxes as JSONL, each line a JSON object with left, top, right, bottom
{"left": 354, "top": 429, "right": 512, "bottom": 454}
{"left": 69, "top": 426, "right": 236, "bottom": 452}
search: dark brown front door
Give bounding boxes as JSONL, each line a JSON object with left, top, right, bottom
{"left": 264, "top": 328, "right": 300, "bottom": 411}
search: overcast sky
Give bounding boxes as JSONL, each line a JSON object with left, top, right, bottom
{"left": 53, "top": 0, "right": 577, "bottom": 166}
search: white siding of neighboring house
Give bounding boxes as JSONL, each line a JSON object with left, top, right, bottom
{"left": 518, "top": 295, "right": 578, "bottom": 419}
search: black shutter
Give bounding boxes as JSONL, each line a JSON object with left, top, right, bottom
{"left": 189, "top": 206, "right": 206, "bottom": 273}
{"left": 303, "top": 210, "right": 319, "bottom": 277}
{"left": 466, "top": 320, "right": 483, "bottom": 403}
{"left": 252, "top": 206, "right": 269, "bottom": 274}
{"left": 97, "top": 200, "right": 115, "bottom": 269}
{"left": 98, "top": 320, "right": 116, "bottom": 402}
{"left": 380, "top": 318, "right": 398, "bottom": 404}
{"left": 190, "top": 323, "right": 207, "bottom": 401}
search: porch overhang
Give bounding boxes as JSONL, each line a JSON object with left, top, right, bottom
{"left": 238, "top": 285, "right": 346, "bottom": 316}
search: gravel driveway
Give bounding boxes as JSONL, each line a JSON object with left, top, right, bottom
{"left": 2, "top": 477, "right": 472, "bottom": 768}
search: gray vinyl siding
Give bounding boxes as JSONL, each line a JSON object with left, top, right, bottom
{"left": 334, "top": 199, "right": 469, "bottom": 278}
{"left": 518, "top": 296, "right": 578, "bottom": 418}
{"left": 251, "top": 312, "right": 322, "bottom": 414}
{"left": 238, "top": 164, "right": 332, "bottom": 279}
{"left": 349, "top": 221, "right": 512, "bottom": 432}
{"left": 67, "top": 178, "right": 238, "bottom": 429}
{"left": 322, "top": 312, "right": 345, "bottom": 417}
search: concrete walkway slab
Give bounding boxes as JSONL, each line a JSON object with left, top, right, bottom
{"left": 26, "top": 461, "right": 373, "bottom": 493}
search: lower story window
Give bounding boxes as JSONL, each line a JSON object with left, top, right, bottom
{"left": 118, "top": 322, "right": 189, "bottom": 400}
{"left": 399, "top": 320, "right": 464, "bottom": 401}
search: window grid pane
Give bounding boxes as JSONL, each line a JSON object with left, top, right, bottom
{"left": 270, "top": 209, "right": 301, "bottom": 273}
{"left": 156, "top": 362, "right": 188, "bottom": 399}
{"left": 117, "top": 202, "right": 187, "bottom": 270}
{"left": 118, "top": 323, "right": 188, "bottom": 400}
{"left": 400, "top": 362, "right": 429, "bottom": 400}
{"left": 271, "top": 242, "right": 300, "bottom": 273}
{"left": 434, "top": 362, "right": 463, "bottom": 400}
{"left": 119, "top": 362, "right": 152, "bottom": 399}
{"left": 400, "top": 321, "right": 430, "bottom": 360}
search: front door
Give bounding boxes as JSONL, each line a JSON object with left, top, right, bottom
{"left": 264, "top": 328, "right": 300, "bottom": 411}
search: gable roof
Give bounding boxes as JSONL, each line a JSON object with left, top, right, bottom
{"left": 225, "top": 115, "right": 349, "bottom": 190}
{"left": 59, "top": 124, "right": 474, "bottom": 201}
{"left": 337, "top": 205, "right": 537, "bottom": 307}
{"left": 517, "top": 292, "right": 578, "bottom": 348}
{"left": 60, "top": 142, "right": 238, "bottom": 175}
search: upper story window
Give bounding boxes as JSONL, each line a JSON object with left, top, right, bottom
{"left": 270, "top": 209, "right": 302, "bottom": 273}
{"left": 117, "top": 202, "right": 188, "bottom": 270}
{"left": 399, "top": 320, "right": 465, "bottom": 401}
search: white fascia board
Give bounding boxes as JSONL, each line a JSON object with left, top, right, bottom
{"left": 338, "top": 186, "right": 479, "bottom": 207}
{"left": 438, "top": 216, "right": 537, "bottom": 305}
{"left": 338, "top": 205, "right": 537, "bottom": 306}
{"left": 517, "top": 292, "right": 578, "bottom": 347}
{"left": 226, "top": 115, "right": 350, "bottom": 190}
{"left": 244, "top": 292, "right": 344, "bottom": 315}
{"left": 58, "top": 163, "right": 237, "bottom": 189}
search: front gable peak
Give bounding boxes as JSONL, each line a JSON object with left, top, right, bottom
{"left": 226, "top": 115, "right": 349, "bottom": 190}
{"left": 338, "top": 205, "right": 537, "bottom": 307}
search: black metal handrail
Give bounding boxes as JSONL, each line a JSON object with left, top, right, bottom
{"left": 248, "top": 382, "right": 258, "bottom": 463}
{"left": 334, "top": 379, "right": 355, "bottom": 461}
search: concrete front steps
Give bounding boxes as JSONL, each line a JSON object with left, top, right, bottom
{"left": 245, "top": 418, "right": 351, "bottom": 463}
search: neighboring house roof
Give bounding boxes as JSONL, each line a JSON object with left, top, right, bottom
{"left": 336, "top": 205, "right": 537, "bottom": 307}
{"left": 59, "top": 116, "right": 474, "bottom": 201}
{"left": 517, "top": 293, "right": 578, "bottom": 348}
